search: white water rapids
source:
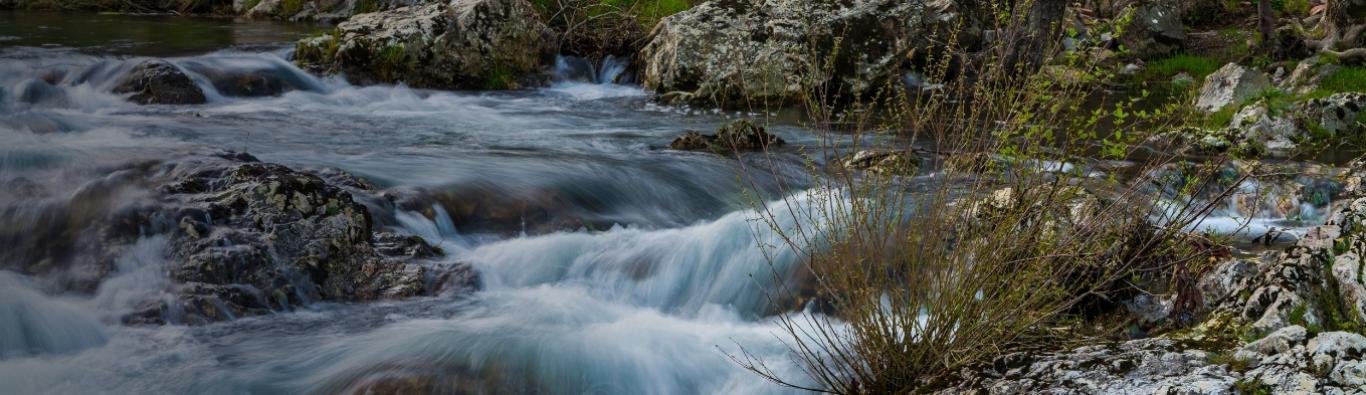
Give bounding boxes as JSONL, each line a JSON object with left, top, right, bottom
{"left": 0, "top": 16, "right": 827, "bottom": 393}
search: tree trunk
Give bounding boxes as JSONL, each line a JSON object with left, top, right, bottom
{"left": 1258, "top": 0, "right": 1277, "bottom": 57}
{"left": 1002, "top": 0, "right": 1068, "bottom": 75}
{"left": 1316, "top": 0, "right": 1366, "bottom": 63}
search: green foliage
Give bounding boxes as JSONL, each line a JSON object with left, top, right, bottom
{"left": 279, "top": 0, "right": 305, "bottom": 16}
{"left": 1233, "top": 378, "right": 1273, "bottom": 395}
{"left": 1271, "top": 0, "right": 1310, "bottom": 15}
{"left": 375, "top": 43, "right": 416, "bottom": 82}
{"left": 1146, "top": 55, "right": 1223, "bottom": 80}
{"left": 353, "top": 0, "right": 379, "bottom": 14}
{"left": 1208, "top": 351, "right": 1254, "bottom": 372}
{"left": 1316, "top": 67, "right": 1366, "bottom": 96}
{"left": 483, "top": 65, "right": 515, "bottom": 90}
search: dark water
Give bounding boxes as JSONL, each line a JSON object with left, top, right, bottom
{"left": 0, "top": 11, "right": 322, "bottom": 56}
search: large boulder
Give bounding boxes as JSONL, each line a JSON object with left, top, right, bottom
{"left": 0, "top": 152, "right": 467, "bottom": 325}
{"left": 1118, "top": 0, "right": 1186, "bottom": 58}
{"left": 112, "top": 59, "right": 207, "bottom": 105}
{"left": 1196, "top": 63, "right": 1272, "bottom": 113}
{"left": 294, "top": 0, "right": 554, "bottom": 89}
{"left": 640, "top": 0, "right": 939, "bottom": 107}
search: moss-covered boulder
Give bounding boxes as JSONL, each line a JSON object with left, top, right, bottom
{"left": 668, "top": 120, "right": 785, "bottom": 154}
{"left": 294, "top": 0, "right": 554, "bottom": 89}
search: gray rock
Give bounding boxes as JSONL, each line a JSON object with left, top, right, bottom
{"left": 294, "top": 0, "right": 553, "bottom": 89}
{"left": 112, "top": 59, "right": 207, "bottom": 105}
{"left": 1196, "top": 63, "right": 1272, "bottom": 114}
{"left": 1298, "top": 92, "right": 1366, "bottom": 138}
{"left": 1228, "top": 103, "right": 1299, "bottom": 155}
{"left": 640, "top": 0, "right": 947, "bottom": 106}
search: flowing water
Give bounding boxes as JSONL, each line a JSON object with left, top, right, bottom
{"left": 0, "top": 11, "right": 1341, "bottom": 395}
{"left": 0, "top": 11, "right": 828, "bottom": 394}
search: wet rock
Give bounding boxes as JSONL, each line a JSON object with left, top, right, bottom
{"left": 1, "top": 152, "right": 473, "bottom": 325}
{"left": 640, "top": 0, "right": 945, "bottom": 106}
{"left": 669, "top": 120, "right": 784, "bottom": 155}
{"left": 293, "top": 0, "right": 553, "bottom": 89}
{"left": 178, "top": 59, "right": 324, "bottom": 97}
{"left": 159, "top": 157, "right": 431, "bottom": 321}
{"left": 1196, "top": 63, "right": 1271, "bottom": 113}
{"left": 841, "top": 150, "right": 920, "bottom": 176}
{"left": 112, "top": 59, "right": 207, "bottom": 105}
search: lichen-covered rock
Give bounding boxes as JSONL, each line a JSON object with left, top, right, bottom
{"left": 841, "top": 150, "right": 920, "bottom": 176}
{"left": 112, "top": 59, "right": 207, "bottom": 105}
{"left": 1209, "top": 196, "right": 1366, "bottom": 335}
{"left": 1228, "top": 103, "right": 1299, "bottom": 155}
{"left": 640, "top": 0, "right": 940, "bottom": 106}
{"left": 940, "top": 338, "right": 1239, "bottom": 394}
{"left": 294, "top": 0, "right": 553, "bottom": 89}
{"left": 1298, "top": 92, "right": 1366, "bottom": 138}
{"left": 668, "top": 120, "right": 785, "bottom": 154}
{"left": 1196, "top": 63, "right": 1272, "bottom": 113}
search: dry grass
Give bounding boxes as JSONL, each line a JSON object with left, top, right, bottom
{"left": 728, "top": 1, "right": 1243, "bottom": 392}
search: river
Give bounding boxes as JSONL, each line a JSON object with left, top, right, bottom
{"left": 0, "top": 11, "right": 824, "bottom": 394}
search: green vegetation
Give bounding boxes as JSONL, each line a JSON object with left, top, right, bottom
{"left": 1146, "top": 55, "right": 1224, "bottom": 80}
{"left": 1233, "top": 378, "right": 1273, "bottom": 395}
{"left": 483, "top": 65, "right": 516, "bottom": 90}
{"left": 279, "top": 0, "right": 306, "bottom": 17}
{"left": 1316, "top": 67, "right": 1366, "bottom": 96}
{"left": 375, "top": 43, "right": 416, "bottom": 82}
{"left": 353, "top": 0, "right": 379, "bottom": 14}
{"left": 734, "top": 19, "right": 1230, "bottom": 393}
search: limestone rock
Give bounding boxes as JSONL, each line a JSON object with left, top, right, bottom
{"left": 294, "top": 0, "right": 553, "bottom": 89}
{"left": 640, "top": 0, "right": 942, "bottom": 106}
{"left": 1196, "top": 63, "right": 1272, "bottom": 113}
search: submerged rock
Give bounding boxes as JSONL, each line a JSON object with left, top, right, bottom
{"left": 640, "top": 0, "right": 942, "bottom": 106}
{"left": 293, "top": 0, "right": 553, "bottom": 89}
{"left": 669, "top": 120, "right": 785, "bottom": 154}
{"left": 841, "top": 150, "right": 920, "bottom": 176}
{"left": 112, "top": 59, "right": 207, "bottom": 105}
{"left": 1196, "top": 63, "right": 1271, "bottom": 114}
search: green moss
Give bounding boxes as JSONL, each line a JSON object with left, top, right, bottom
{"left": 353, "top": 0, "right": 379, "bottom": 14}
{"left": 483, "top": 65, "right": 515, "bottom": 90}
{"left": 279, "top": 0, "right": 305, "bottom": 16}
{"left": 1233, "top": 378, "right": 1273, "bottom": 395}
{"left": 1208, "top": 351, "right": 1254, "bottom": 372}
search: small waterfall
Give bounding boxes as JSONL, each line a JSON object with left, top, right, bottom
{"left": 552, "top": 55, "right": 632, "bottom": 84}
{"left": 546, "top": 55, "right": 647, "bottom": 100}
